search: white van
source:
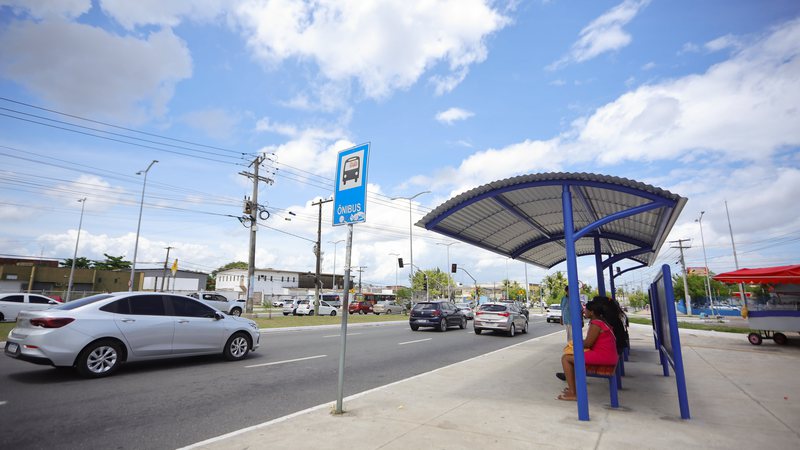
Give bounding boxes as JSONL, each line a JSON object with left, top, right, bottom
{"left": 188, "top": 291, "right": 246, "bottom": 316}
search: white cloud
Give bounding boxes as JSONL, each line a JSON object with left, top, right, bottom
{"left": 435, "top": 107, "right": 475, "bottom": 125}
{"left": 641, "top": 61, "right": 655, "bottom": 70}
{"left": 182, "top": 108, "right": 240, "bottom": 140}
{"left": 0, "top": 20, "right": 192, "bottom": 123}
{"left": 255, "top": 117, "right": 300, "bottom": 137}
{"left": 98, "top": 0, "right": 227, "bottom": 29}
{"left": 548, "top": 0, "right": 650, "bottom": 70}
{"left": 704, "top": 34, "right": 742, "bottom": 53}
{"left": 234, "top": 0, "right": 508, "bottom": 99}
{"left": 0, "top": 0, "right": 91, "bottom": 19}
{"left": 679, "top": 42, "right": 700, "bottom": 54}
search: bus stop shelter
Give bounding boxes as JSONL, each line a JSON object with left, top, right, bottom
{"left": 416, "top": 172, "right": 687, "bottom": 420}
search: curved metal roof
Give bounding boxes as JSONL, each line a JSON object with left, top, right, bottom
{"left": 416, "top": 172, "right": 687, "bottom": 269}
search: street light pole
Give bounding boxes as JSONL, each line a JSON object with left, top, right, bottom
{"left": 129, "top": 159, "right": 158, "bottom": 291}
{"left": 724, "top": 201, "right": 749, "bottom": 310}
{"left": 436, "top": 242, "right": 456, "bottom": 300}
{"left": 391, "top": 190, "right": 430, "bottom": 301}
{"left": 329, "top": 239, "right": 345, "bottom": 289}
{"left": 65, "top": 197, "right": 87, "bottom": 302}
{"left": 695, "top": 211, "right": 715, "bottom": 315}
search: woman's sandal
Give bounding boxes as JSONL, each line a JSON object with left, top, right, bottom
{"left": 557, "top": 393, "right": 577, "bottom": 401}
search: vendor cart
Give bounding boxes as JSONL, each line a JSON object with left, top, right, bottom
{"left": 713, "top": 264, "right": 800, "bottom": 345}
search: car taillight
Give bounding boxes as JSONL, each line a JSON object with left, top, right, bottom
{"left": 432, "top": 310, "right": 440, "bottom": 316}
{"left": 476, "top": 311, "right": 484, "bottom": 316}
{"left": 498, "top": 312, "right": 510, "bottom": 317}
{"left": 30, "top": 318, "right": 74, "bottom": 328}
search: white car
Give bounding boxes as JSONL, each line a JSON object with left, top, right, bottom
{"left": 372, "top": 301, "right": 402, "bottom": 315}
{"left": 4, "top": 292, "right": 260, "bottom": 378}
{"left": 546, "top": 304, "right": 562, "bottom": 323}
{"left": 455, "top": 302, "right": 474, "bottom": 320}
{"left": 282, "top": 298, "right": 304, "bottom": 316}
{"left": 0, "top": 293, "right": 61, "bottom": 322}
{"left": 188, "top": 292, "right": 246, "bottom": 316}
{"left": 294, "top": 299, "right": 338, "bottom": 316}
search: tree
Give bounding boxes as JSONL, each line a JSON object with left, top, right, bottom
{"left": 541, "top": 271, "right": 567, "bottom": 304}
{"left": 212, "top": 261, "right": 249, "bottom": 275}
{"left": 92, "top": 254, "right": 131, "bottom": 270}
{"left": 60, "top": 257, "right": 92, "bottom": 269}
{"left": 628, "top": 289, "right": 649, "bottom": 309}
{"left": 411, "top": 268, "right": 453, "bottom": 299}
{"left": 396, "top": 287, "right": 412, "bottom": 301}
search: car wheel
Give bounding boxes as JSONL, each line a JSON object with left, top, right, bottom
{"left": 439, "top": 318, "right": 448, "bottom": 332}
{"left": 359, "top": 310, "right": 365, "bottom": 315}
{"left": 508, "top": 323, "right": 516, "bottom": 337}
{"left": 459, "top": 317, "right": 466, "bottom": 329}
{"left": 76, "top": 339, "right": 123, "bottom": 378}
{"left": 230, "top": 308, "right": 242, "bottom": 317}
{"left": 774, "top": 332, "right": 788, "bottom": 345}
{"left": 283, "top": 312, "right": 289, "bottom": 316}
{"left": 522, "top": 320, "right": 529, "bottom": 334}
{"left": 474, "top": 328, "right": 482, "bottom": 335}
{"left": 330, "top": 310, "right": 337, "bottom": 316}
{"left": 410, "top": 324, "right": 419, "bottom": 331}
{"left": 0, "top": 312, "right": 4, "bottom": 321}
{"left": 374, "top": 312, "right": 380, "bottom": 315}
{"left": 223, "top": 332, "right": 250, "bottom": 361}
{"left": 309, "top": 310, "right": 315, "bottom": 316}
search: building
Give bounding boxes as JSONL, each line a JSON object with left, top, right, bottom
{"left": 215, "top": 268, "right": 348, "bottom": 299}
{"left": 136, "top": 268, "right": 208, "bottom": 293}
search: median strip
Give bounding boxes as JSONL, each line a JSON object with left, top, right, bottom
{"left": 245, "top": 355, "right": 327, "bottom": 368}
{"left": 398, "top": 338, "right": 432, "bottom": 346}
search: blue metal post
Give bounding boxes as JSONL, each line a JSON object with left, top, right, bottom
{"left": 594, "top": 235, "right": 606, "bottom": 297}
{"left": 563, "top": 184, "right": 589, "bottom": 421}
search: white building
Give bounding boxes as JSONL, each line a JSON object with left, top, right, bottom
{"left": 215, "top": 268, "right": 349, "bottom": 300}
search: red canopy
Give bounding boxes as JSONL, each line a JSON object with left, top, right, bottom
{"left": 713, "top": 264, "right": 800, "bottom": 284}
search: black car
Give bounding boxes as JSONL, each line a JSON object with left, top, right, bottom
{"left": 409, "top": 301, "right": 467, "bottom": 331}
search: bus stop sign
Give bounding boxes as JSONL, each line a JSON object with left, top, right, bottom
{"left": 333, "top": 143, "right": 370, "bottom": 226}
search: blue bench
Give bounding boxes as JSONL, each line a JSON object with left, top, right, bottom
{"left": 585, "top": 360, "right": 620, "bottom": 408}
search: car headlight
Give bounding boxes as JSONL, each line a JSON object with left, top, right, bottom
{"left": 248, "top": 321, "right": 259, "bottom": 331}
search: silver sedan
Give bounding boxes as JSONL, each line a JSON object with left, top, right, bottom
{"left": 473, "top": 302, "right": 528, "bottom": 337}
{"left": 4, "top": 292, "right": 260, "bottom": 378}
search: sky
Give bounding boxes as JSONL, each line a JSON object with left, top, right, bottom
{"left": 1, "top": 0, "right": 799, "bottom": 295}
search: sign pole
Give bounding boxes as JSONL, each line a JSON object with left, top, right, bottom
{"left": 335, "top": 224, "right": 353, "bottom": 414}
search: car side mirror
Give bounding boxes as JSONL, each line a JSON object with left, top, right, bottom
{"left": 214, "top": 311, "right": 224, "bottom": 320}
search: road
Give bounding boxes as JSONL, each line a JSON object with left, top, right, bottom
{"left": 0, "top": 317, "right": 560, "bottom": 449}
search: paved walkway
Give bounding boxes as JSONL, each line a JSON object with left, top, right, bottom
{"left": 181, "top": 323, "right": 800, "bottom": 450}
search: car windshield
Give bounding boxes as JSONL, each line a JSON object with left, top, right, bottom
{"left": 412, "top": 303, "right": 439, "bottom": 310}
{"left": 455, "top": 303, "right": 469, "bottom": 308}
{"left": 52, "top": 294, "right": 114, "bottom": 310}
{"left": 549, "top": 305, "right": 561, "bottom": 310}
{"left": 479, "top": 304, "right": 507, "bottom": 312}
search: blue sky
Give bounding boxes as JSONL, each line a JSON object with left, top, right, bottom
{"left": 1, "top": 0, "right": 798, "bottom": 293}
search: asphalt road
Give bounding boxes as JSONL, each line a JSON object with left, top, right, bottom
{"left": 0, "top": 317, "right": 560, "bottom": 449}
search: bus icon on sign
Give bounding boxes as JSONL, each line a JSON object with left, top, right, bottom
{"left": 342, "top": 155, "right": 360, "bottom": 185}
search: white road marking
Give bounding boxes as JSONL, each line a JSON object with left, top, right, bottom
{"left": 323, "top": 332, "right": 362, "bottom": 338}
{"left": 245, "top": 355, "right": 326, "bottom": 368}
{"left": 0, "top": 401, "right": 7, "bottom": 406}
{"left": 398, "top": 338, "right": 432, "bottom": 346}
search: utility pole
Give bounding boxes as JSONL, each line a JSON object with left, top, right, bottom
{"left": 355, "top": 266, "right": 367, "bottom": 294}
{"left": 724, "top": 201, "right": 749, "bottom": 311}
{"left": 160, "top": 246, "right": 174, "bottom": 292}
{"left": 239, "top": 154, "right": 273, "bottom": 314}
{"left": 312, "top": 197, "right": 333, "bottom": 315}
{"left": 670, "top": 239, "right": 693, "bottom": 316}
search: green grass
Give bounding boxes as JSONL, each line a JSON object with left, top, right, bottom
{"left": 628, "top": 316, "right": 751, "bottom": 334}
{"left": 1, "top": 321, "right": 16, "bottom": 338}
{"left": 251, "top": 312, "right": 407, "bottom": 329}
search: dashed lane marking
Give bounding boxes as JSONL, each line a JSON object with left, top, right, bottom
{"left": 398, "top": 338, "right": 432, "bottom": 346}
{"left": 245, "top": 355, "right": 326, "bottom": 368}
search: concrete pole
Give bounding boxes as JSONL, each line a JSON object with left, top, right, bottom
{"left": 130, "top": 160, "right": 157, "bottom": 291}
{"left": 160, "top": 246, "right": 173, "bottom": 292}
{"left": 66, "top": 197, "right": 86, "bottom": 302}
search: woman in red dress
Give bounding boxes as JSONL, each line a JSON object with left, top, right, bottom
{"left": 558, "top": 298, "right": 618, "bottom": 401}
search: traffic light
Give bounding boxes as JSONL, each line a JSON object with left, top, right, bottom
{"left": 398, "top": 258, "right": 404, "bottom": 268}
{"left": 423, "top": 274, "right": 428, "bottom": 290}
{"left": 451, "top": 263, "right": 457, "bottom": 273}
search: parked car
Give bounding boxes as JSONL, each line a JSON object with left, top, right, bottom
{"left": 348, "top": 301, "right": 374, "bottom": 315}
{"left": 0, "top": 293, "right": 61, "bottom": 322}
{"left": 272, "top": 298, "right": 293, "bottom": 307}
{"left": 500, "top": 300, "right": 529, "bottom": 319}
{"left": 188, "top": 292, "right": 246, "bottom": 316}
{"left": 474, "top": 302, "right": 528, "bottom": 336}
{"left": 294, "top": 299, "right": 338, "bottom": 316}
{"left": 455, "top": 302, "right": 474, "bottom": 320}
{"left": 545, "top": 304, "right": 562, "bottom": 323}
{"left": 4, "top": 292, "right": 260, "bottom": 378}
{"left": 409, "top": 301, "right": 467, "bottom": 331}
{"left": 373, "top": 301, "right": 402, "bottom": 315}
{"left": 283, "top": 298, "right": 304, "bottom": 316}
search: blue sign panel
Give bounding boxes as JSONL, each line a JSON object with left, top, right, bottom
{"left": 333, "top": 143, "right": 369, "bottom": 226}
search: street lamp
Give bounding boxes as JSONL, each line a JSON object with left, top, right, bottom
{"left": 389, "top": 252, "right": 401, "bottom": 292}
{"left": 129, "top": 159, "right": 158, "bottom": 291}
{"left": 695, "top": 211, "right": 715, "bottom": 315}
{"left": 329, "top": 239, "right": 345, "bottom": 289}
{"left": 65, "top": 197, "right": 87, "bottom": 302}
{"left": 391, "top": 190, "right": 430, "bottom": 301}
{"left": 436, "top": 242, "right": 457, "bottom": 300}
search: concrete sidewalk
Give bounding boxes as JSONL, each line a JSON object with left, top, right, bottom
{"left": 182, "top": 324, "right": 800, "bottom": 450}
